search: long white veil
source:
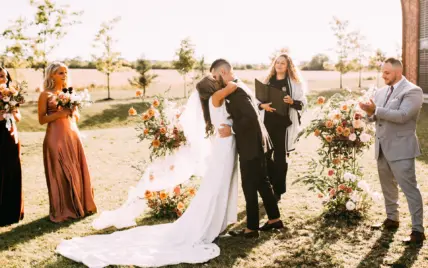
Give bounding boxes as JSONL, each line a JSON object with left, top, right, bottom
{"left": 92, "top": 90, "right": 212, "bottom": 230}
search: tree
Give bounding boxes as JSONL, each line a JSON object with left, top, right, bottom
{"left": 1, "top": 17, "right": 31, "bottom": 77}
{"left": 92, "top": 16, "right": 122, "bottom": 100}
{"left": 128, "top": 57, "right": 158, "bottom": 97}
{"left": 302, "top": 54, "right": 329, "bottom": 70}
{"left": 330, "top": 17, "right": 354, "bottom": 89}
{"left": 349, "top": 31, "right": 371, "bottom": 88}
{"left": 368, "top": 49, "right": 387, "bottom": 87}
{"left": 269, "top": 47, "right": 290, "bottom": 64}
{"left": 173, "top": 38, "right": 196, "bottom": 98}
{"left": 29, "top": 0, "right": 82, "bottom": 77}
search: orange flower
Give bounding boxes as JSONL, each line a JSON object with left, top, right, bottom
{"left": 148, "top": 108, "right": 155, "bottom": 117}
{"left": 325, "top": 136, "right": 333, "bottom": 143}
{"left": 345, "top": 187, "right": 353, "bottom": 193}
{"left": 136, "top": 89, "right": 143, "bottom": 97}
{"left": 144, "top": 128, "right": 149, "bottom": 134}
{"left": 173, "top": 186, "right": 181, "bottom": 196}
{"left": 142, "top": 113, "right": 150, "bottom": 121}
{"left": 340, "top": 104, "right": 348, "bottom": 111}
{"left": 170, "top": 165, "right": 175, "bottom": 171}
{"left": 314, "top": 129, "right": 321, "bottom": 137}
{"left": 317, "top": 96, "right": 326, "bottom": 105}
{"left": 336, "top": 126, "right": 344, "bottom": 135}
{"left": 333, "top": 113, "right": 342, "bottom": 120}
{"left": 188, "top": 188, "right": 196, "bottom": 197}
{"left": 160, "top": 127, "right": 167, "bottom": 135}
{"left": 332, "top": 158, "right": 341, "bottom": 165}
{"left": 153, "top": 99, "right": 160, "bottom": 107}
{"left": 128, "top": 107, "right": 137, "bottom": 116}
{"left": 159, "top": 191, "right": 167, "bottom": 200}
{"left": 318, "top": 193, "right": 324, "bottom": 199}
{"left": 338, "top": 184, "right": 346, "bottom": 190}
{"left": 176, "top": 210, "right": 183, "bottom": 217}
{"left": 144, "top": 190, "right": 153, "bottom": 199}
{"left": 343, "top": 128, "right": 351, "bottom": 137}
{"left": 325, "top": 120, "right": 334, "bottom": 129}
{"left": 152, "top": 139, "right": 160, "bottom": 148}
{"left": 177, "top": 201, "right": 185, "bottom": 211}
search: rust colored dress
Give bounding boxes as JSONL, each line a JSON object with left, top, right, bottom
{"left": 43, "top": 95, "right": 97, "bottom": 223}
{"left": 0, "top": 119, "right": 24, "bottom": 226}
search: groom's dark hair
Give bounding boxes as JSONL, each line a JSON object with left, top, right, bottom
{"left": 209, "top": 58, "right": 232, "bottom": 72}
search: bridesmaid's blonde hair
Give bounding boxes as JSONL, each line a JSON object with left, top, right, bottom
{"left": 43, "top": 62, "right": 69, "bottom": 91}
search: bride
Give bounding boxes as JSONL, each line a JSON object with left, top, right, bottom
{"left": 56, "top": 76, "right": 240, "bottom": 267}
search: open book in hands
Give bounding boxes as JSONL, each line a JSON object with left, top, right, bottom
{"left": 255, "top": 79, "right": 289, "bottom": 116}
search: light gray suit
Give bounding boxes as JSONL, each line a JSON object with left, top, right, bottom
{"left": 370, "top": 76, "right": 424, "bottom": 232}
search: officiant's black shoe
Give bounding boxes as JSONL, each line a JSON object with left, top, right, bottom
{"left": 259, "top": 220, "right": 284, "bottom": 231}
{"left": 371, "top": 218, "right": 399, "bottom": 231}
{"left": 228, "top": 229, "right": 259, "bottom": 239}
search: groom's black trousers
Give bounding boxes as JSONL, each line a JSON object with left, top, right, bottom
{"left": 239, "top": 157, "right": 281, "bottom": 230}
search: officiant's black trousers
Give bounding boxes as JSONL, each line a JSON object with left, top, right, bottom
{"left": 240, "top": 157, "right": 281, "bottom": 230}
{"left": 266, "top": 124, "right": 288, "bottom": 196}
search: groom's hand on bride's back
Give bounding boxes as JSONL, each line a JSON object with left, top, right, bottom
{"left": 219, "top": 124, "right": 232, "bottom": 138}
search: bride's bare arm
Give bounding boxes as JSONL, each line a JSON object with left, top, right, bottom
{"left": 211, "top": 81, "right": 238, "bottom": 107}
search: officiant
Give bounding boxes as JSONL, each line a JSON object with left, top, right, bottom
{"left": 257, "top": 53, "right": 307, "bottom": 202}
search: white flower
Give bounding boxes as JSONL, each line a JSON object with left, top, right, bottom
{"left": 9, "top": 100, "right": 17, "bottom": 106}
{"left": 4, "top": 104, "right": 9, "bottom": 110}
{"left": 349, "top": 133, "right": 357, "bottom": 141}
{"left": 346, "top": 201, "right": 356, "bottom": 211}
{"left": 344, "top": 172, "right": 357, "bottom": 182}
{"left": 360, "top": 132, "right": 371, "bottom": 143}
{"left": 358, "top": 180, "right": 371, "bottom": 192}
{"left": 350, "top": 193, "right": 360, "bottom": 202}
{"left": 2, "top": 96, "right": 10, "bottom": 102}
{"left": 70, "top": 93, "right": 82, "bottom": 103}
{"left": 352, "top": 119, "right": 365, "bottom": 129}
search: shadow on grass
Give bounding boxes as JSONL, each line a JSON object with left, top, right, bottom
{"left": 356, "top": 229, "right": 398, "bottom": 268}
{"left": 0, "top": 216, "right": 80, "bottom": 252}
{"left": 79, "top": 101, "right": 151, "bottom": 129}
{"left": 390, "top": 243, "right": 422, "bottom": 268}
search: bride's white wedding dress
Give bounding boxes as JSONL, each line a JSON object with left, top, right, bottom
{"left": 56, "top": 92, "right": 238, "bottom": 268}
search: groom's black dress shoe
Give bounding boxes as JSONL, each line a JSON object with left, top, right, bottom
{"left": 259, "top": 220, "right": 284, "bottom": 231}
{"left": 228, "top": 229, "right": 260, "bottom": 239}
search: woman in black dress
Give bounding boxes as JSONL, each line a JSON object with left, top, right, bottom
{"left": 0, "top": 67, "right": 24, "bottom": 226}
{"left": 258, "top": 54, "right": 307, "bottom": 202}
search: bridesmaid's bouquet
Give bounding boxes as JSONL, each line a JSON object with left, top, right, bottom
{"left": 0, "top": 81, "right": 27, "bottom": 112}
{"left": 57, "top": 87, "right": 92, "bottom": 110}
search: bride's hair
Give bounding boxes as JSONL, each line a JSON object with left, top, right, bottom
{"left": 196, "top": 76, "right": 221, "bottom": 136}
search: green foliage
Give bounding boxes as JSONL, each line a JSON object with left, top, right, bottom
{"left": 368, "top": 49, "right": 387, "bottom": 87}
{"left": 302, "top": 54, "right": 330, "bottom": 71}
{"left": 1, "top": 17, "right": 31, "bottom": 70}
{"left": 128, "top": 58, "right": 158, "bottom": 97}
{"left": 92, "top": 16, "right": 123, "bottom": 100}
{"left": 172, "top": 38, "right": 196, "bottom": 98}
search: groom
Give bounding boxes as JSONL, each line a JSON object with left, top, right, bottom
{"left": 210, "top": 59, "right": 283, "bottom": 238}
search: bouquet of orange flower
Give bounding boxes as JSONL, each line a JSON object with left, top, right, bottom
{"left": 0, "top": 81, "right": 27, "bottom": 112}
{"left": 57, "top": 87, "right": 92, "bottom": 110}
{"left": 129, "top": 95, "right": 186, "bottom": 161}
{"left": 296, "top": 87, "right": 381, "bottom": 219}
{"left": 143, "top": 184, "right": 197, "bottom": 219}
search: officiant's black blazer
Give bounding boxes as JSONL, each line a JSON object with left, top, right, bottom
{"left": 225, "top": 88, "right": 264, "bottom": 161}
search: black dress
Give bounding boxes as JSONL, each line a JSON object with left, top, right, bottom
{"left": 0, "top": 119, "right": 24, "bottom": 226}
{"left": 261, "top": 76, "right": 303, "bottom": 199}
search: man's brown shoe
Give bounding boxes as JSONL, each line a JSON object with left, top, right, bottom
{"left": 403, "top": 231, "right": 426, "bottom": 245}
{"left": 371, "top": 219, "right": 399, "bottom": 230}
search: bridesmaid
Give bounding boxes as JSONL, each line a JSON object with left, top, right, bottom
{"left": 38, "top": 62, "right": 97, "bottom": 223}
{"left": 0, "top": 67, "right": 24, "bottom": 226}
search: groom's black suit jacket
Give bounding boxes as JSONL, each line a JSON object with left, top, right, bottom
{"left": 225, "top": 88, "right": 264, "bottom": 161}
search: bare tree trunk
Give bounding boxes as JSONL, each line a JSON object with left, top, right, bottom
{"left": 183, "top": 75, "right": 187, "bottom": 98}
{"left": 358, "top": 67, "right": 362, "bottom": 88}
{"left": 107, "top": 73, "right": 111, "bottom": 99}
{"left": 340, "top": 72, "right": 343, "bottom": 89}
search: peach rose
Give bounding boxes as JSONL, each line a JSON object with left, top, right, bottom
{"left": 153, "top": 99, "right": 160, "bottom": 107}
{"left": 144, "top": 190, "right": 153, "bottom": 199}
{"left": 188, "top": 188, "right": 196, "bottom": 197}
{"left": 332, "top": 158, "right": 341, "bottom": 165}
{"left": 336, "top": 126, "right": 344, "bottom": 135}
{"left": 136, "top": 90, "right": 143, "bottom": 97}
{"left": 148, "top": 108, "right": 155, "bottom": 118}
{"left": 340, "top": 104, "right": 348, "bottom": 111}
{"left": 160, "top": 127, "right": 167, "bottom": 135}
{"left": 177, "top": 202, "right": 185, "bottom": 211}
{"left": 152, "top": 139, "right": 161, "bottom": 148}
{"left": 352, "top": 119, "right": 364, "bottom": 129}
{"left": 343, "top": 128, "right": 351, "bottom": 137}
{"left": 170, "top": 165, "right": 175, "bottom": 171}
{"left": 318, "top": 193, "right": 324, "bottom": 199}
{"left": 345, "top": 187, "right": 353, "bottom": 193}
{"left": 325, "top": 120, "right": 334, "bottom": 129}
{"left": 144, "top": 128, "right": 149, "bottom": 134}
{"left": 325, "top": 136, "right": 333, "bottom": 143}
{"left": 128, "top": 107, "right": 137, "bottom": 116}
{"left": 329, "top": 188, "right": 336, "bottom": 197}
{"left": 173, "top": 186, "right": 181, "bottom": 196}
{"left": 314, "top": 129, "right": 321, "bottom": 137}
{"left": 159, "top": 191, "right": 167, "bottom": 200}
{"left": 317, "top": 96, "right": 326, "bottom": 105}
{"left": 176, "top": 210, "right": 183, "bottom": 217}
{"left": 142, "top": 113, "right": 150, "bottom": 121}
{"left": 338, "top": 184, "right": 346, "bottom": 191}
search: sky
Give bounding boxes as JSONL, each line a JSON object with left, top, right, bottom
{"left": 1, "top": 0, "right": 403, "bottom": 65}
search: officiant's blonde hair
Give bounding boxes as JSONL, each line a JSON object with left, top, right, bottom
{"left": 264, "top": 54, "right": 301, "bottom": 84}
